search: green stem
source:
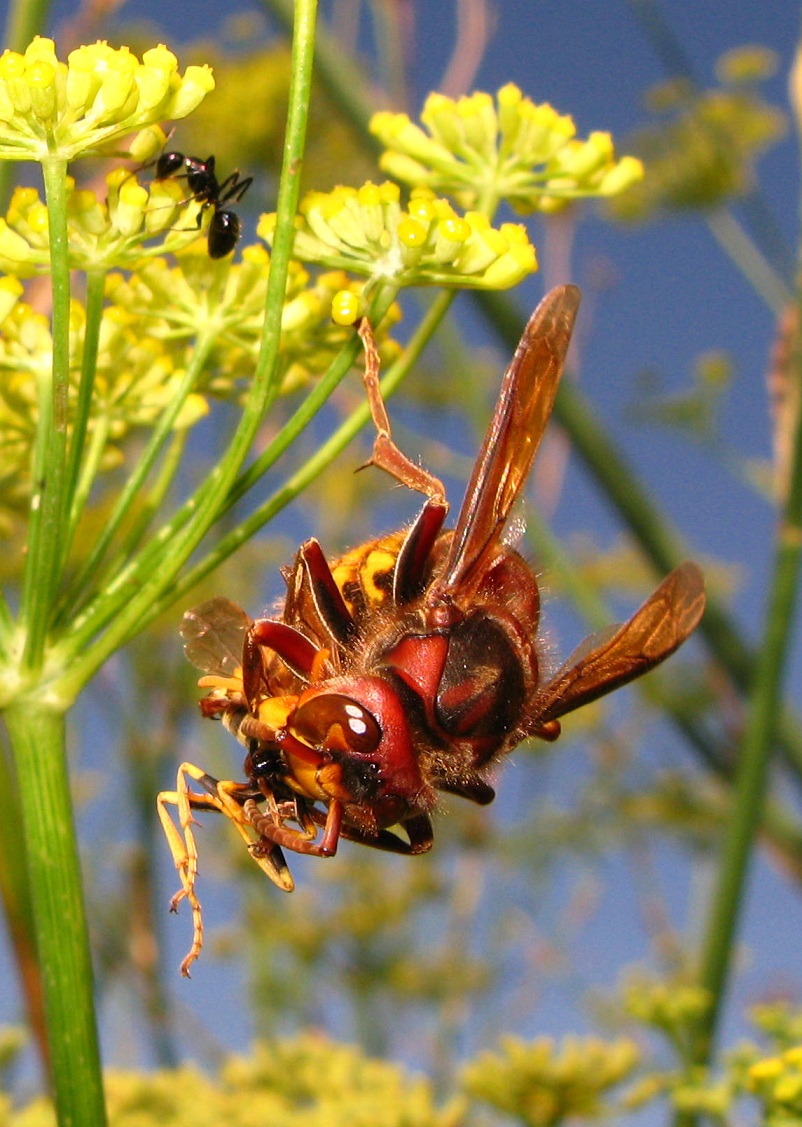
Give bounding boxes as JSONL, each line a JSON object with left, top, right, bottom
{"left": 19, "top": 157, "right": 71, "bottom": 674}
{"left": 261, "top": 0, "right": 383, "bottom": 154}
{"left": 4, "top": 703, "right": 106, "bottom": 1127}
{"left": 225, "top": 285, "right": 399, "bottom": 509}
{"left": 690, "top": 288, "right": 802, "bottom": 1069}
{"left": 0, "top": 590, "right": 13, "bottom": 650}
{"left": 67, "top": 414, "right": 112, "bottom": 546}
{"left": 56, "top": 330, "right": 217, "bottom": 624}
{"left": 114, "top": 428, "right": 190, "bottom": 563}
{"left": 64, "top": 269, "right": 107, "bottom": 543}
{"left": 0, "top": 738, "right": 48, "bottom": 1074}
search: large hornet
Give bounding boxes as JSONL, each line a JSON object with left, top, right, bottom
{"left": 158, "top": 285, "right": 706, "bottom": 974}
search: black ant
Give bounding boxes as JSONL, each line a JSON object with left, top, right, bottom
{"left": 155, "top": 152, "right": 252, "bottom": 259}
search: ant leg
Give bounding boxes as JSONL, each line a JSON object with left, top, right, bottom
{"left": 217, "top": 172, "right": 253, "bottom": 206}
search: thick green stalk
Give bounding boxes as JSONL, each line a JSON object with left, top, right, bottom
{"left": 4, "top": 704, "right": 106, "bottom": 1127}
{"left": 689, "top": 292, "right": 802, "bottom": 1071}
{"left": 0, "top": 589, "right": 13, "bottom": 649}
{"left": 0, "top": 739, "right": 48, "bottom": 1073}
{"left": 19, "top": 156, "right": 71, "bottom": 673}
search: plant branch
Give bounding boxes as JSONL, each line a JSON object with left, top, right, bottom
{"left": 19, "top": 157, "right": 71, "bottom": 674}
{"left": 691, "top": 283, "right": 802, "bottom": 1069}
{"left": 4, "top": 703, "right": 106, "bottom": 1127}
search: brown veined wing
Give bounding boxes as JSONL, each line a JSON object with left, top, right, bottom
{"left": 430, "top": 284, "right": 581, "bottom": 603}
{"left": 530, "top": 561, "right": 706, "bottom": 728}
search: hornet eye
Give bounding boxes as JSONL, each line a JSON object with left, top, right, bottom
{"left": 290, "top": 693, "right": 382, "bottom": 756}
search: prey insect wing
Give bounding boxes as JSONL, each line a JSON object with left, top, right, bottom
{"left": 180, "top": 596, "right": 251, "bottom": 678}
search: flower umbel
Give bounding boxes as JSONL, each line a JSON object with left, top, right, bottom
{"left": 371, "top": 84, "right": 644, "bottom": 214}
{"left": 462, "top": 1035, "right": 641, "bottom": 1124}
{"left": 258, "top": 181, "right": 537, "bottom": 289}
{"left": 106, "top": 248, "right": 399, "bottom": 396}
{"left": 608, "top": 61, "right": 785, "bottom": 220}
{"left": 0, "top": 286, "right": 206, "bottom": 516}
{"left": 0, "top": 170, "right": 220, "bottom": 275}
{"left": 748, "top": 1047, "right": 802, "bottom": 1121}
{"left": 0, "top": 38, "right": 214, "bottom": 163}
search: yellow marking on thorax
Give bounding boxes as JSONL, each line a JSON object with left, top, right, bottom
{"left": 361, "top": 547, "right": 397, "bottom": 605}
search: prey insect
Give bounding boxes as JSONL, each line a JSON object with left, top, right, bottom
{"left": 154, "top": 151, "right": 252, "bottom": 258}
{"left": 158, "top": 285, "right": 705, "bottom": 974}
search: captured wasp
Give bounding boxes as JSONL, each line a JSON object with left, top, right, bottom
{"left": 158, "top": 285, "right": 705, "bottom": 974}
{"left": 154, "top": 151, "right": 252, "bottom": 258}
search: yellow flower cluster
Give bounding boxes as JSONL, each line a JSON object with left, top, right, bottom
{"left": 0, "top": 38, "right": 214, "bottom": 162}
{"left": 371, "top": 84, "right": 644, "bottom": 214}
{"left": 107, "top": 249, "right": 398, "bottom": 395}
{"left": 624, "top": 976, "right": 711, "bottom": 1034}
{"left": 259, "top": 181, "right": 537, "bottom": 289}
{"left": 0, "top": 279, "right": 206, "bottom": 515}
{"left": 0, "top": 248, "right": 399, "bottom": 518}
{"left": 462, "top": 1034, "right": 640, "bottom": 1123}
{"left": 610, "top": 78, "right": 785, "bottom": 220}
{"left": 0, "top": 1035, "right": 463, "bottom": 1127}
{"left": 748, "top": 1046, "right": 802, "bottom": 1119}
{"left": 0, "top": 168, "right": 218, "bottom": 276}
